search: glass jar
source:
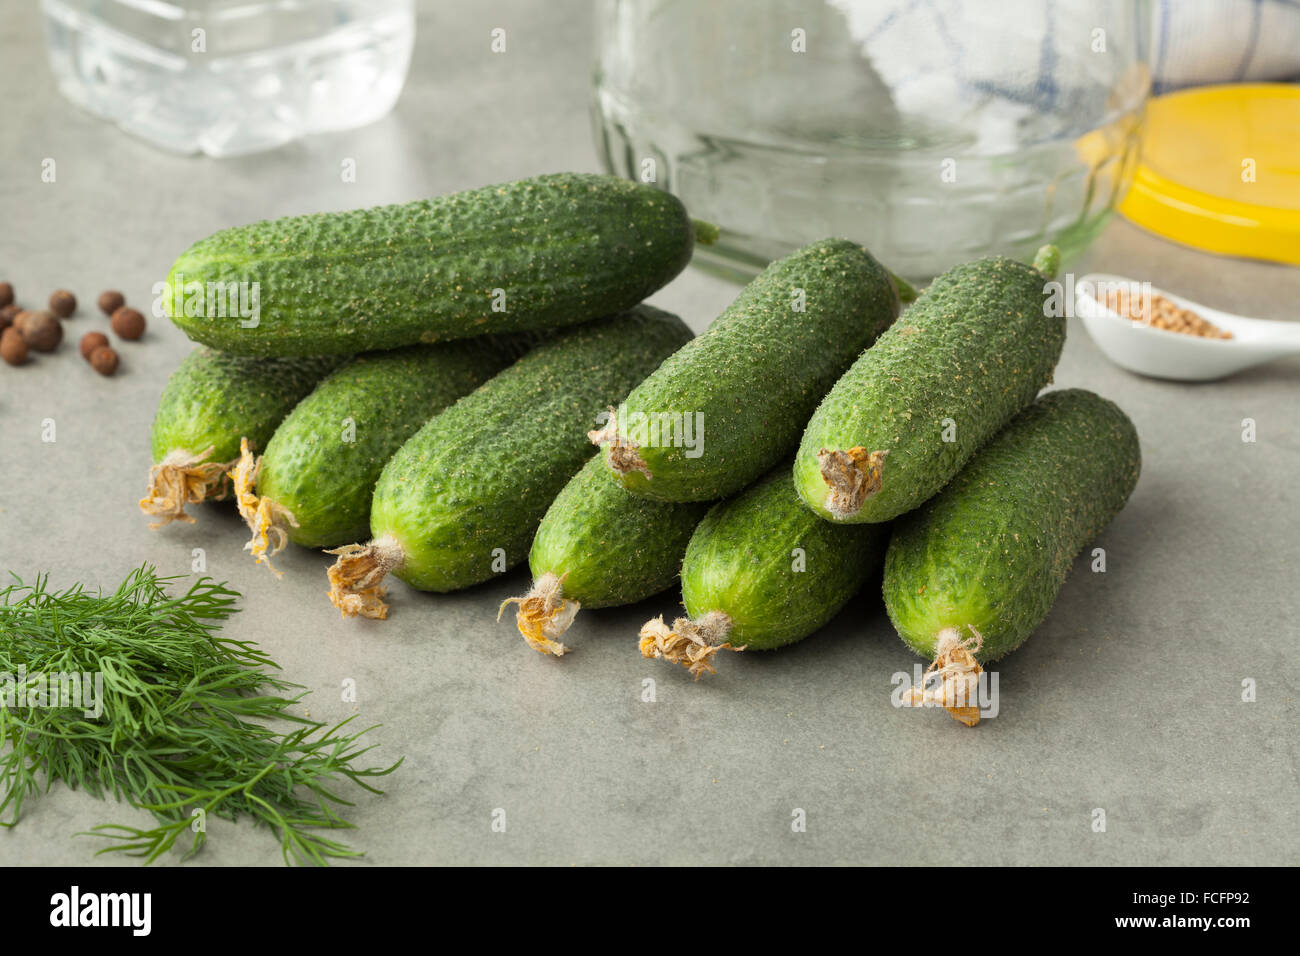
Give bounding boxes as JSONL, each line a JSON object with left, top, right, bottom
{"left": 41, "top": 0, "right": 415, "bottom": 158}
{"left": 593, "top": 0, "right": 1149, "bottom": 281}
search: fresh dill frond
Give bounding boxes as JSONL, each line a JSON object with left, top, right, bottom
{"left": 0, "top": 565, "right": 401, "bottom": 865}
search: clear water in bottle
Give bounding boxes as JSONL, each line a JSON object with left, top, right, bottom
{"left": 41, "top": 0, "right": 415, "bottom": 157}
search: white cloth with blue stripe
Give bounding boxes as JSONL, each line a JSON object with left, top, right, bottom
{"left": 1149, "top": 0, "right": 1300, "bottom": 91}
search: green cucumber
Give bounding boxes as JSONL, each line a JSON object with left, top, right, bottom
{"left": 164, "top": 173, "right": 699, "bottom": 357}
{"left": 795, "top": 247, "right": 1065, "bottom": 524}
{"left": 326, "top": 305, "right": 693, "bottom": 616}
{"left": 592, "top": 238, "right": 900, "bottom": 502}
{"left": 502, "top": 456, "right": 711, "bottom": 656}
{"left": 883, "top": 389, "right": 1140, "bottom": 723}
{"left": 640, "top": 467, "right": 890, "bottom": 678}
{"left": 233, "top": 339, "right": 522, "bottom": 571}
{"left": 141, "top": 347, "right": 341, "bottom": 527}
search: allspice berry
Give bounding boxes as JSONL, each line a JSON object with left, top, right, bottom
{"left": 0, "top": 281, "right": 13, "bottom": 308}
{"left": 98, "top": 290, "right": 125, "bottom": 316}
{"left": 18, "top": 309, "right": 63, "bottom": 352}
{"left": 111, "top": 306, "right": 146, "bottom": 340}
{"left": 89, "top": 345, "right": 119, "bottom": 376}
{"left": 49, "top": 289, "right": 77, "bottom": 317}
{"left": 1, "top": 327, "right": 28, "bottom": 366}
{"left": 80, "top": 330, "right": 110, "bottom": 360}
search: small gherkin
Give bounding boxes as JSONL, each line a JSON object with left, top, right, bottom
{"left": 232, "top": 338, "right": 524, "bottom": 574}
{"left": 163, "top": 173, "right": 699, "bottom": 357}
{"left": 326, "top": 305, "right": 694, "bottom": 618}
{"left": 884, "top": 388, "right": 1141, "bottom": 663}
{"left": 502, "top": 456, "right": 711, "bottom": 657}
{"left": 796, "top": 247, "right": 1065, "bottom": 524}
{"left": 639, "top": 467, "right": 891, "bottom": 679}
{"left": 596, "top": 238, "right": 903, "bottom": 503}
{"left": 142, "top": 348, "right": 342, "bottom": 528}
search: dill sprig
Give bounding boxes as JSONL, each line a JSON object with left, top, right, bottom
{"left": 0, "top": 565, "right": 401, "bottom": 865}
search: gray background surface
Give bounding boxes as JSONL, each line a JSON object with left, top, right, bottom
{"left": 1, "top": 1, "right": 1296, "bottom": 866}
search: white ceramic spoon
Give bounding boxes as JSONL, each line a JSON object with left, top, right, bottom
{"left": 1076, "top": 273, "right": 1300, "bottom": 382}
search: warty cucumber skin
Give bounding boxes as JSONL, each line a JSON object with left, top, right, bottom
{"left": 370, "top": 306, "right": 694, "bottom": 593}
{"left": 883, "top": 389, "right": 1141, "bottom": 662}
{"left": 164, "top": 173, "right": 696, "bottom": 357}
{"left": 529, "top": 456, "right": 711, "bottom": 609}
{"left": 795, "top": 255, "right": 1065, "bottom": 523}
{"left": 604, "top": 239, "right": 899, "bottom": 502}
{"left": 681, "top": 468, "right": 891, "bottom": 650}
{"left": 150, "top": 348, "right": 342, "bottom": 464}
{"left": 255, "top": 340, "right": 520, "bottom": 549}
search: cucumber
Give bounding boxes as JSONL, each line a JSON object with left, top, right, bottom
{"left": 326, "top": 305, "right": 693, "bottom": 617}
{"left": 591, "top": 239, "right": 900, "bottom": 502}
{"left": 231, "top": 339, "right": 522, "bottom": 573}
{"left": 883, "top": 389, "right": 1140, "bottom": 725}
{"left": 140, "top": 347, "right": 341, "bottom": 528}
{"left": 795, "top": 247, "right": 1065, "bottom": 524}
{"left": 501, "top": 456, "right": 711, "bottom": 656}
{"left": 164, "top": 173, "right": 700, "bottom": 357}
{"left": 640, "top": 467, "right": 890, "bottom": 678}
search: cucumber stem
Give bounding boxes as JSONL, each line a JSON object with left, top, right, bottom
{"left": 900, "top": 626, "right": 985, "bottom": 727}
{"left": 499, "top": 571, "right": 580, "bottom": 657}
{"left": 1032, "top": 244, "right": 1061, "bottom": 280}
{"left": 588, "top": 406, "right": 652, "bottom": 478}
{"left": 887, "top": 269, "right": 920, "bottom": 304}
{"left": 693, "top": 219, "right": 721, "bottom": 246}
{"left": 325, "top": 535, "right": 404, "bottom": 620}
{"left": 638, "top": 611, "right": 743, "bottom": 679}
{"left": 230, "top": 437, "right": 299, "bottom": 579}
{"left": 817, "top": 446, "right": 888, "bottom": 519}
{"left": 138, "top": 446, "right": 234, "bottom": 529}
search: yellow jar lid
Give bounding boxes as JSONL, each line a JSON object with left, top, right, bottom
{"left": 1120, "top": 84, "right": 1300, "bottom": 266}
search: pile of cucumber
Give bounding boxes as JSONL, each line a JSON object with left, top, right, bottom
{"left": 143, "top": 172, "right": 1140, "bottom": 726}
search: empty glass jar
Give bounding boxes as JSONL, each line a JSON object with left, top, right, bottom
{"left": 593, "top": 0, "right": 1150, "bottom": 280}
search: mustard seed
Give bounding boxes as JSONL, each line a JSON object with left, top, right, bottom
{"left": 1103, "top": 288, "right": 1231, "bottom": 339}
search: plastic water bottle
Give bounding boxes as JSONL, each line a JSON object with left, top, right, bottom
{"left": 41, "top": 0, "right": 416, "bottom": 157}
